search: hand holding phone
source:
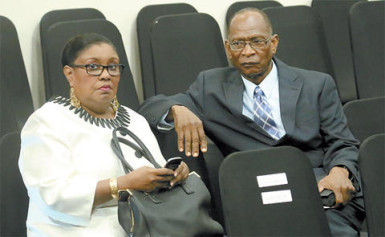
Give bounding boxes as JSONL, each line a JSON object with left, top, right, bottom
{"left": 164, "top": 157, "right": 183, "bottom": 171}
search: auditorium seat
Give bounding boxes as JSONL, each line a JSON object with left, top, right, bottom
{"left": 226, "top": 0, "right": 282, "bottom": 26}
{"left": 349, "top": 1, "right": 385, "bottom": 99}
{"left": 0, "top": 16, "right": 34, "bottom": 138}
{"left": 150, "top": 13, "right": 228, "bottom": 96}
{"left": 343, "top": 96, "right": 385, "bottom": 142}
{"left": 40, "top": 19, "right": 139, "bottom": 108}
{"left": 219, "top": 146, "right": 330, "bottom": 236}
{"left": 359, "top": 134, "right": 385, "bottom": 237}
{"left": 264, "top": 6, "right": 335, "bottom": 82}
{"left": 136, "top": 3, "right": 197, "bottom": 99}
{"left": 0, "top": 131, "right": 28, "bottom": 236}
{"left": 40, "top": 9, "right": 106, "bottom": 100}
{"left": 311, "top": 0, "right": 362, "bottom": 103}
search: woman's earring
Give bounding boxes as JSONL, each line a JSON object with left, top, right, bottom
{"left": 111, "top": 95, "right": 120, "bottom": 113}
{"left": 70, "top": 87, "right": 81, "bottom": 108}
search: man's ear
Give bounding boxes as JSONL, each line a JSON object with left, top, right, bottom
{"left": 63, "top": 65, "right": 75, "bottom": 87}
{"left": 224, "top": 40, "right": 233, "bottom": 61}
{"left": 270, "top": 34, "right": 279, "bottom": 55}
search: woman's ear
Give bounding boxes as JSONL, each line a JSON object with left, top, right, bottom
{"left": 63, "top": 65, "right": 75, "bottom": 87}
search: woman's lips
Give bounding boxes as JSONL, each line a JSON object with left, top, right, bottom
{"left": 99, "top": 85, "right": 112, "bottom": 92}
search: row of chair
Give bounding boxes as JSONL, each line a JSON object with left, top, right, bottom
{"left": 1, "top": 130, "right": 383, "bottom": 236}
{"left": 1, "top": 0, "right": 384, "bottom": 138}
{"left": 137, "top": 0, "right": 385, "bottom": 104}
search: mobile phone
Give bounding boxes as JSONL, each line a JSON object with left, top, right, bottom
{"left": 164, "top": 157, "right": 183, "bottom": 171}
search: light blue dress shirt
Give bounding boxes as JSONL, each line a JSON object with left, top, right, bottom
{"left": 241, "top": 61, "right": 286, "bottom": 138}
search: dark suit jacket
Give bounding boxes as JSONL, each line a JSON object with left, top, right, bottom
{"left": 139, "top": 58, "right": 361, "bottom": 188}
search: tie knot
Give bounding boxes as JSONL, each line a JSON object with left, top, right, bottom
{"left": 254, "top": 86, "right": 264, "bottom": 97}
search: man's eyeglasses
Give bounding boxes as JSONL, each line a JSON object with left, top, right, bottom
{"left": 69, "top": 64, "right": 125, "bottom": 76}
{"left": 229, "top": 36, "right": 272, "bottom": 51}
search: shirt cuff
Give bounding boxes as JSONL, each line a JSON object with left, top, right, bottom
{"left": 157, "top": 112, "right": 174, "bottom": 131}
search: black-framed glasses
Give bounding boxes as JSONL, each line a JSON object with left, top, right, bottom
{"left": 69, "top": 64, "right": 125, "bottom": 76}
{"left": 229, "top": 35, "right": 272, "bottom": 51}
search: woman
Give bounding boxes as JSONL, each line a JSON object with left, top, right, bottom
{"left": 18, "top": 33, "right": 189, "bottom": 236}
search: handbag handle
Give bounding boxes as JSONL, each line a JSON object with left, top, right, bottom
{"left": 111, "top": 126, "right": 162, "bottom": 173}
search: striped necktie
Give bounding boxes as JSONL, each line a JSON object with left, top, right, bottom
{"left": 253, "top": 86, "right": 280, "bottom": 140}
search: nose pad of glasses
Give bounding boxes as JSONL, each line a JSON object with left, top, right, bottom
{"left": 100, "top": 68, "right": 111, "bottom": 79}
{"left": 242, "top": 42, "right": 256, "bottom": 54}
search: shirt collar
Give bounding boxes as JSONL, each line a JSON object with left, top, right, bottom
{"left": 242, "top": 61, "right": 278, "bottom": 99}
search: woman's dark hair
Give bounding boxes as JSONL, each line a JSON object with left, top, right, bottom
{"left": 61, "top": 33, "right": 117, "bottom": 67}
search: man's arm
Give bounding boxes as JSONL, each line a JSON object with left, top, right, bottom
{"left": 137, "top": 74, "right": 208, "bottom": 157}
{"left": 316, "top": 75, "right": 360, "bottom": 206}
{"left": 166, "top": 105, "right": 207, "bottom": 157}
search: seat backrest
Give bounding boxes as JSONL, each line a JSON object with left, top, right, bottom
{"left": 40, "top": 8, "right": 105, "bottom": 99}
{"left": 150, "top": 13, "right": 228, "bottom": 96}
{"left": 136, "top": 3, "right": 197, "bottom": 99}
{"left": 359, "top": 134, "right": 385, "bottom": 237}
{"left": 349, "top": 1, "right": 385, "bottom": 99}
{"left": 264, "top": 6, "right": 334, "bottom": 79}
{"left": 311, "top": 0, "right": 362, "bottom": 104}
{"left": 40, "top": 8, "right": 105, "bottom": 45}
{"left": 0, "top": 16, "right": 34, "bottom": 137}
{"left": 0, "top": 131, "right": 29, "bottom": 236}
{"left": 42, "top": 19, "right": 139, "bottom": 108}
{"left": 219, "top": 146, "right": 330, "bottom": 236}
{"left": 226, "top": 0, "right": 282, "bottom": 26}
{"left": 343, "top": 96, "right": 385, "bottom": 142}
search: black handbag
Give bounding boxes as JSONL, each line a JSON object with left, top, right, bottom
{"left": 111, "top": 127, "right": 224, "bottom": 237}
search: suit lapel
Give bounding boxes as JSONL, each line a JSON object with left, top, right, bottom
{"left": 275, "top": 58, "right": 303, "bottom": 136}
{"left": 223, "top": 69, "right": 277, "bottom": 144}
{"left": 223, "top": 69, "right": 244, "bottom": 116}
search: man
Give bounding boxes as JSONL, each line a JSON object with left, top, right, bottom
{"left": 138, "top": 8, "right": 365, "bottom": 235}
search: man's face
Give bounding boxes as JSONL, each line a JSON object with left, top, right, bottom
{"left": 225, "top": 11, "right": 279, "bottom": 84}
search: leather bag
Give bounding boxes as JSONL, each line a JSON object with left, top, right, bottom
{"left": 111, "top": 127, "right": 224, "bottom": 237}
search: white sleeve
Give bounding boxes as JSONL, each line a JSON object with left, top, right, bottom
{"left": 19, "top": 113, "right": 97, "bottom": 226}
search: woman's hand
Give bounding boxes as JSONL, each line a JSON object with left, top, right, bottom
{"left": 121, "top": 166, "right": 175, "bottom": 192}
{"left": 169, "top": 161, "right": 189, "bottom": 187}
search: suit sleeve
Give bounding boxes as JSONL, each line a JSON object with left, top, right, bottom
{"left": 318, "top": 76, "right": 361, "bottom": 184}
{"left": 137, "top": 72, "right": 206, "bottom": 129}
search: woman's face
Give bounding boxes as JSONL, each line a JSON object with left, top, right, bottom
{"left": 64, "top": 43, "right": 120, "bottom": 116}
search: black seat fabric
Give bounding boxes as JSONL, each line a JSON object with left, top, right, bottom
{"left": 150, "top": 13, "right": 228, "bottom": 96}
{"left": 136, "top": 3, "right": 197, "bottom": 99}
{"left": 264, "top": 6, "right": 334, "bottom": 79}
{"left": 41, "top": 19, "right": 139, "bottom": 108}
{"left": 0, "top": 131, "right": 29, "bottom": 236}
{"left": 219, "top": 146, "right": 330, "bottom": 236}
{"left": 359, "top": 134, "right": 385, "bottom": 237}
{"left": 311, "top": 0, "right": 363, "bottom": 103}
{"left": 343, "top": 96, "right": 385, "bottom": 142}
{"left": 40, "top": 8, "right": 105, "bottom": 45}
{"left": 349, "top": 1, "right": 385, "bottom": 99}
{"left": 0, "top": 16, "right": 34, "bottom": 137}
{"left": 226, "top": 0, "right": 282, "bottom": 26}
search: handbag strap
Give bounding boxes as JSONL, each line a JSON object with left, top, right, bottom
{"left": 111, "top": 127, "right": 162, "bottom": 173}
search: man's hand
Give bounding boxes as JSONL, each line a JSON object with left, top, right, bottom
{"left": 166, "top": 105, "right": 207, "bottom": 157}
{"left": 318, "top": 166, "right": 356, "bottom": 207}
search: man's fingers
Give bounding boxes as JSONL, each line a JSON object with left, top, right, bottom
{"left": 192, "top": 129, "right": 200, "bottom": 157}
{"left": 198, "top": 127, "right": 207, "bottom": 153}
{"left": 184, "top": 128, "right": 192, "bottom": 156}
{"left": 177, "top": 130, "right": 184, "bottom": 152}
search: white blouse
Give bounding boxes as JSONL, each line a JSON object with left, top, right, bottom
{"left": 19, "top": 96, "right": 167, "bottom": 236}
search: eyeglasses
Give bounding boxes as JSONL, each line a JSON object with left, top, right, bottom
{"left": 69, "top": 64, "right": 125, "bottom": 76}
{"left": 229, "top": 36, "right": 272, "bottom": 51}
